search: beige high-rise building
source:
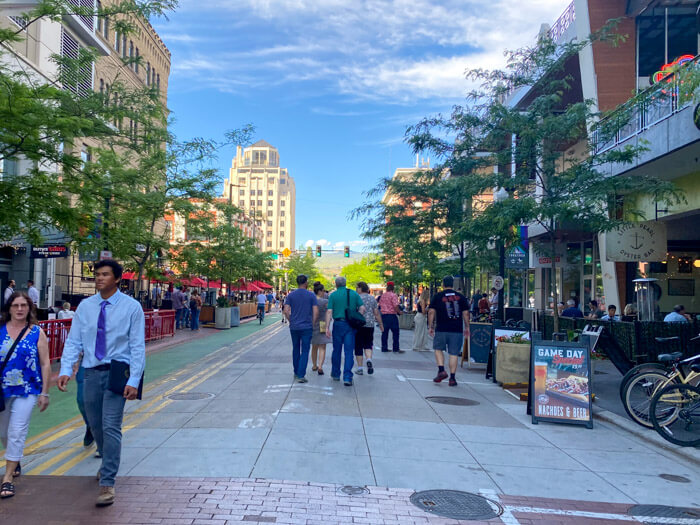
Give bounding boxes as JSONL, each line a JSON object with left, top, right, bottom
{"left": 224, "top": 141, "right": 296, "bottom": 253}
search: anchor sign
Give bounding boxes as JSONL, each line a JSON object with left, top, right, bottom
{"left": 630, "top": 233, "right": 643, "bottom": 251}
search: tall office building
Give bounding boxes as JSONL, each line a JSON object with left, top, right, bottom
{"left": 223, "top": 141, "right": 296, "bottom": 252}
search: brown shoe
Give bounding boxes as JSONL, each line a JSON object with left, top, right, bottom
{"left": 96, "top": 486, "right": 115, "bottom": 507}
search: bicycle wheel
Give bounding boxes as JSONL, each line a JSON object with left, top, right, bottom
{"left": 619, "top": 363, "right": 669, "bottom": 405}
{"left": 650, "top": 383, "right": 700, "bottom": 447}
{"left": 622, "top": 371, "right": 678, "bottom": 428}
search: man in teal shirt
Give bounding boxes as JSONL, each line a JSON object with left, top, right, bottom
{"left": 325, "top": 276, "right": 365, "bottom": 385}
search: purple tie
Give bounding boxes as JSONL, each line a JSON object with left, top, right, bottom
{"left": 95, "top": 300, "right": 108, "bottom": 360}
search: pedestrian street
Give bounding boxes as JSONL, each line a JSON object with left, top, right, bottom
{"left": 1, "top": 319, "right": 700, "bottom": 524}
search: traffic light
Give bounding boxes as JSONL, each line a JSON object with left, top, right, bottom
{"left": 344, "top": 246, "right": 350, "bottom": 257}
{"left": 316, "top": 245, "right": 322, "bottom": 257}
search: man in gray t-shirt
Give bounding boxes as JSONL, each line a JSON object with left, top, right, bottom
{"left": 283, "top": 275, "right": 318, "bottom": 382}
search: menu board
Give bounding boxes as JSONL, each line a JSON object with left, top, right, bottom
{"left": 530, "top": 341, "right": 593, "bottom": 429}
{"left": 468, "top": 323, "right": 492, "bottom": 365}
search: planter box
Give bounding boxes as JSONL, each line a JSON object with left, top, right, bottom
{"left": 495, "top": 342, "right": 530, "bottom": 385}
{"left": 215, "top": 307, "right": 231, "bottom": 330}
{"left": 399, "top": 313, "right": 416, "bottom": 330}
{"left": 199, "top": 305, "right": 215, "bottom": 324}
{"left": 230, "top": 306, "right": 240, "bottom": 327}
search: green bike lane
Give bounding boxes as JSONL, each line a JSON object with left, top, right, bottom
{"left": 25, "top": 314, "right": 283, "bottom": 440}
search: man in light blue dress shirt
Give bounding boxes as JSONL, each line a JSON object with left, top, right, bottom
{"left": 57, "top": 260, "right": 145, "bottom": 507}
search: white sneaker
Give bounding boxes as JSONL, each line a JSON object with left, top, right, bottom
{"left": 355, "top": 368, "right": 363, "bottom": 375}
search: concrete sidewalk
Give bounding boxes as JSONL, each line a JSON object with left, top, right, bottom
{"left": 12, "top": 321, "right": 700, "bottom": 512}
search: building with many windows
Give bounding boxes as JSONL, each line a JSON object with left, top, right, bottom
{"left": 0, "top": 0, "right": 171, "bottom": 307}
{"left": 223, "top": 141, "right": 296, "bottom": 253}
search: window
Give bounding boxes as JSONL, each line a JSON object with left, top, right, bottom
{"left": 280, "top": 221, "right": 285, "bottom": 227}
{"left": 266, "top": 241, "right": 272, "bottom": 248}
{"left": 146, "top": 62, "right": 151, "bottom": 85}
{"left": 268, "top": 190, "right": 273, "bottom": 196}
{"left": 279, "top": 242, "right": 284, "bottom": 248}
{"left": 239, "top": 189, "right": 245, "bottom": 195}
{"left": 60, "top": 29, "right": 93, "bottom": 97}
{"left": 257, "top": 200, "right": 262, "bottom": 206}
{"left": 103, "top": 16, "right": 109, "bottom": 38}
{"left": 637, "top": 7, "right": 698, "bottom": 81}
{"left": 280, "top": 201, "right": 285, "bottom": 207}
{"left": 267, "top": 211, "right": 273, "bottom": 217}
{"left": 99, "top": 78, "right": 104, "bottom": 94}
{"left": 280, "top": 178, "right": 285, "bottom": 184}
{"left": 238, "top": 178, "right": 246, "bottom": 184}
{"left": 252, "top": 150, "right": 267, "bottom": 165}
{"left": 280, "top": 211, "right": 285, "bottom": 217}
{"left": 96, "top": 2, "right": 102, "bottom": 32}
{"left": 114, "top": 31, "right": 119, "bottom": 52}
{"left": 135, "top": 48, "right": 139, "bottom": 73}
{"left": 0, "top": 158, "right": 19, "bottom": 178}
{"left": 8, "top": 16, "right": 28, "bottom": 31}
{"left": 239, "top": 200, "right": 245, "bottom": 206}
{"left": 267, "top": 231, "right": 272, "bottom": 237}
{"left": 156, "top": 74, "right": 160, "bottom": 90}
{"left": 122, "top": 35, "right": 127, "bottom": 58}
{"left": 267, "top": 200, "right": 273, "bottom": 206}
{"left": 249, "top": 200, "right": 255, "bottom": 206}
{"left": 80, "top": 145, "right": 91, "bottom": 165}
{"left": 257, "top": 190, "right": 263, "bottom": 196}
{"left": 267, "top": 221, "right": 272, "bottom": 226}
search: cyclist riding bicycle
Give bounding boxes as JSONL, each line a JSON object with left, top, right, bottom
{"left": 256, "top": 292, "right": 267, "bottom": 321}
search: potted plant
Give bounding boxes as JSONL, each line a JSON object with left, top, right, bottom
{"left": 215, "top": 295, "right": 231, "bottom": 329}
{"left": 494, "top": 332, "right": 530, "bottom": 385}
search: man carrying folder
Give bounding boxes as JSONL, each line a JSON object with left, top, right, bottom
{"left": 57, "top": 259, "right": 145, "bottom": 507}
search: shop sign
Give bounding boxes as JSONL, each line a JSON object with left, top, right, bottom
{"left": 605, "top": 221, "right": 667, "bottom": 262}
{"left": 492, "top": 275, "right": 504, "bottom": 290}
{"left": 468, "top": 323, "right": 492, "bottom": 365}
{"left": 79, "top": 250, "right": 99, "bottom": 262}
{"left": 30, "top": 244, "right": 69, "bottom": 259}
{"left": 530, "top": 340, "right": 592, "bottom": 429}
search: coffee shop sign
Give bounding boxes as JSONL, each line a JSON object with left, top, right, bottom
{"left": 605, "top": 222, "right": 667, "bottom": 262}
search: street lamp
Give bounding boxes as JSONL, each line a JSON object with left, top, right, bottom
{"left": 493, "top": 187, "right": 509, "bottom": 324}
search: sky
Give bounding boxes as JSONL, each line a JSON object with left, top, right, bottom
{"left": 152, "top": 0, "right": 571, "bottom": 253}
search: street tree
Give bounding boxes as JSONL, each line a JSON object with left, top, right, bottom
{"left": 340, "top": 255, "right": 382, "bottom": 288}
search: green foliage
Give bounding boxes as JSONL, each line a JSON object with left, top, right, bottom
{"left": 278, "top": 251, "right": 320, "bottom": 287}
{"left": 341, "top": 256, "right": 383, "bottom": 288}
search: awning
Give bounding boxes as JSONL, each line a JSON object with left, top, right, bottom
{"left": 122, "top": 272, "right": 136, "bottom": 280}
{"left": 206, "top": 279, "right": 222, "bottom": 289}
{"left": 252, "top": 280, "right": 273, "bottom": 289}
{"left": 177, "top": 276, "right": 208, "bottom": 287}
{"left": 231, "top": 282, "right": 263, "bottom": 292}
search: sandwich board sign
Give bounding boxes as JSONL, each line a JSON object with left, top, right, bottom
{"left": 530, "top": 340, "right": 593, "bottom": 429}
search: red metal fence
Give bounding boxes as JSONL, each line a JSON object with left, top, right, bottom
{"left": 39, "top": 309, "right": 176, "bottom": 362}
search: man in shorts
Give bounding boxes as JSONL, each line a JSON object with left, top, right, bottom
{"left": 428, "top": 276, "right": 470, "bottom": 387}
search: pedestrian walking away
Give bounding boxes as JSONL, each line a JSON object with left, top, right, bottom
{"left": 310, "top": 282, "right": 331, "bottom": 375}
{"left": 26, "top": 280, "right": 40, "bottom": 307}
{"left": 284, "top": 275, "right": 318, "bottom": 383}
{"left": 428, "top": 276, "right": 470, "bottom": 387}
{"left": 189, "top": 291, "right": 202, "bottom": 331}
{"left": 378, "top": 281, "right": 403, "bottom": 353}
{"left": 57, "top": 260, "right": 145, "bottom": 507}
{"left": 0, "top": 292, "right": 51, "bottom": 499}
{"left": 412, "top": 289, "right": 433, "bottom": 352}
{"left": 326, "top": 276, "right": 365, "bottom": 386}
{"left": 354, "top": 281, "right": 383, "bottom": 376}
{"left": 171, "top": 287, "right": 186, "bottom": 329}
{"left": 256, "top": 291, "right": 267, "bottom": 322}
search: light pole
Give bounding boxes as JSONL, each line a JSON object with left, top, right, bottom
{"left": 493, "top": 187, "right": 509, "bottom": 324}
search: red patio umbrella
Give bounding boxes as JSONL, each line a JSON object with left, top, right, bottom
{"left": 252, "top": 280, "right": 273, "bottom": 289}
{"left": 121, "top": 272, "right": 136, "bottom": 280}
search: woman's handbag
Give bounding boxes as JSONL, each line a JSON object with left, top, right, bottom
{"left": 345, "top": 290, "right": 366, "bottom": 330}
{"left": 0, "top": 324, "right": 30, "bottom": 412}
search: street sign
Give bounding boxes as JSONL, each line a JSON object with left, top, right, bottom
{"left": 282, "top": 248, "right": 292, "bottom": 257}
{"left": 530, "top": 340, "right": 592, "bottom": 429}
{"left": 99, "top": 250, "right": 113, "bottom": 260}
{"left": 492, "top": 276, "right": 504, "bottom": 290}
{"left": 269, "top": 253, "right": 279, "bottom": 260}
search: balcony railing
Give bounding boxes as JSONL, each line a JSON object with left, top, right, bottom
{"left": 592, "top": 54, "right": 698, "bottom": 154}
{"left": 549, "top": 1, "right": 575, "bottom": 43}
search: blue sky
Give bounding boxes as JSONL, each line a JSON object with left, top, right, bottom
{"left": 153, "top": 0, "right": 570, "bottom": 253}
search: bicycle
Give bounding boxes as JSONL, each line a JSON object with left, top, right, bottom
{"left": 257, "top": 306, "right": 264, "bottom": 324}
{"left": 618, "top": 336, "right": 681, "bottom": 404}
{"left": 621, "top": 335, "right": 700, "bottom": 428}
{"left": 649, "top": 380, "right": 700, "bottom": 447}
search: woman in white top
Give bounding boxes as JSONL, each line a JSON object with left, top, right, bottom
{"left": 412, "top": 289, "right": 432, "bottom": 351}
{"left": 57, "top": 302, "right": 75, "bottom": 320}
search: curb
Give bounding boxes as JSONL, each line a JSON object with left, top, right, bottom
{"left": 593, "top": 407, "right": 700, "bottom": 467}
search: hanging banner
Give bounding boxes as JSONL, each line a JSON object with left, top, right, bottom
{"left": 605, "top": 221, "right": 667, "bottom": 262}
{"left": 30, "top": 245, "right": 69, "bottom": 259}
{"left": 530, "top": 340, "right": 592, "bottom": 428}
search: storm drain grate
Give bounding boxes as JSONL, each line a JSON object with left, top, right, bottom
{"left": 410, "top": 490, "right": 502, "bottom": 520}
{"left": 628, "top": 504, "right": 700, "bottom": 519}
{"left": 166, "top": 392, "right": 214, "bottom": 401}
{"left": 338, "top": 485, "right": 370, "bottom": 496}
{"left": 659, "top": 473, "right": 691, "bottom": 483}
{"left": 426, "top": 396, "right": 480, "bottom": 406}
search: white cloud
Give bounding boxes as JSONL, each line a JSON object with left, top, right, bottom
{"left": 167, "top": 0, "right": 573, "bottom": 104}
{"left": 304, "top": 239, "right": 314, "bottom": 248}
{"left": 333, "top": 241, "right": 346, "bottom": 249}
{"left": 315, "top": 239, "right": 332, "bottom": 247}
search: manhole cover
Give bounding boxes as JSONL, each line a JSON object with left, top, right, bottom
{"left": 426, "top": 396, "right": 480, "bottom": 406}
{"left": 410, "top": 490, "right": 502, "bottom": 520}
{"left": 338, "top": 485, "right": 369, "bottom": 495}
{"left": 628, "top": 504, "right": 700, "bottom": 519}
{"left": 166, "top": 392, "right": 214, "bottom": 401}
{"left": 658, "top": 473, "right": 691, "bottom": 483}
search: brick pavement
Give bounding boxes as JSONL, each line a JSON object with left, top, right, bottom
{"left": 0, "top": 475, "right": 673, "bottom": 525}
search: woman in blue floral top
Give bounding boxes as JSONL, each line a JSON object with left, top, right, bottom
{"left": 0, "top": 292, "right": 51, "bottom": 498}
